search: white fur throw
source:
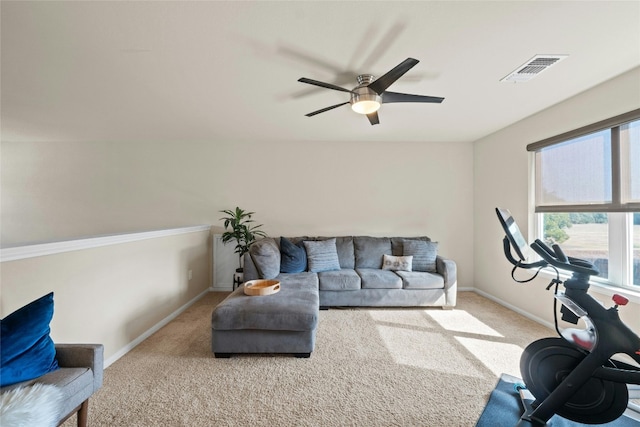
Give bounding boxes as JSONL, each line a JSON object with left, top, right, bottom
{"left": 0, "top": 383, "right": 63, "bottom": 427}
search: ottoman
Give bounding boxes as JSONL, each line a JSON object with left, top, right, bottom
{"left": 211, "top": 273, "right": 319, "bottom": 358}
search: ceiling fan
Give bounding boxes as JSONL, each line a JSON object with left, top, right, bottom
{"left": 298, "top": 58, "right": 444, "bottom": 125}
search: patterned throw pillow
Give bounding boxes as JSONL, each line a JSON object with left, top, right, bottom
{"left": 382, "top": 254, "right": 413, "bottom": 271}
{"left": 402, "top": 239, "right": 438, "bottom": 272}
{"left": 304, "top": 238, "right": 341, "bottom": 273}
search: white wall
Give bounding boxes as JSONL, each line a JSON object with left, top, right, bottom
{"left": 473, "top": 67, "right": 640, "bottom": 329}
{"left": 0, "top": 228, "right": 211, "bottom": 364}
{"left": 1, "top": 139, "right": 475, "bottom": 287}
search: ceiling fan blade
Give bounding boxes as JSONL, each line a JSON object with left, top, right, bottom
{"left": 366, "top": 111, "right": 380, "bottom": 125}
{"left": 298, "top": 78, "right": 353, "bottom": 93}
{"left": 305, "top": 102, "right": 350, "bottom": 117}
{"left": 367, "top": 58, "right": 419, "bottom": 95}
{"left": 382, "top": 91, "right": 444, "bottom": 104}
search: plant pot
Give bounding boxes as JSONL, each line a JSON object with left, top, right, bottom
{"left": 233, "top": 269, "right": 244, "bottom": 290}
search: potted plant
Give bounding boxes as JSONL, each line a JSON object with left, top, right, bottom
{"left": 219, "top": 207, "right": 267, "bottom": 276}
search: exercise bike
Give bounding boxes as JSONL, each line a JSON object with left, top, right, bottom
{"left": 496, "top": 208, "right": 640, "bottom": 426}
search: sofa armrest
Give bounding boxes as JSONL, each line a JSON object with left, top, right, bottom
{"left": 436, "top": 256, "right": 457, "bottom": 307}
{"left": 55, "top": 344, "right": 104, "bottom": 391}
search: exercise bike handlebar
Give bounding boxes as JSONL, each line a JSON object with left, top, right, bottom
{"left": 530, "top": 239, "right": 600, "bottom": 277}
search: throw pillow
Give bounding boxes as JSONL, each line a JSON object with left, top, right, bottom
{"left": 0, "top": 383, "right": 63, "bottom": 427}
{"left": 0, "top": 293, "right": 59, "bottom": 387}
{"left": 304, "top": 238, "right": 341, "bottom": 273}
{"left": 280, "top": 237, "right": 307, "bottom": 273}
{"left": 402, "top": 239, "right": 438, "bottom": 272}
{"left": 249, "top": 238, "right": 281, "bottom": 279}
{"left": 382, "top": 254, "right": 413, "bottom": 272}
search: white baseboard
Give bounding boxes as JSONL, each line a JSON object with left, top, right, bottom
{"left": 472, "top": 288, "right": 555, "bottom": 331}
{"left": 104, "top": 288, "right": 210, "bottom": 368}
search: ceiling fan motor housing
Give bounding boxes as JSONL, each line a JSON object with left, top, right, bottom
{"left": 351, "top": 74, "right": 382, "bottom": 114}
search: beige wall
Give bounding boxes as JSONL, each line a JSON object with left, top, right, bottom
{"left": 473, "top": 66, "right": 640, "bottom": 330}
{"left": 1, "top": 139, "right": 475, "bottom": 287}
{"left": 0, "top": 229, "right": 211, "bottom": 364}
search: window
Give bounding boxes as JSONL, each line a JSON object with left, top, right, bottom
{"left": 528, "top": 110, "right": 640, "bottom": 290}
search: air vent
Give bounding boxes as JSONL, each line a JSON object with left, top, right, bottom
{"left": 501, "top": 54, "right": 568, "bottom": 83}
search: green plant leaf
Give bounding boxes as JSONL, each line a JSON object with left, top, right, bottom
{"left": 219, "top": 206, "right": 268, "bottom": 268}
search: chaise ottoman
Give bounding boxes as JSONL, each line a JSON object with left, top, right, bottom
{"left": 211, "top": 273, "right": 319, "bottom": 358}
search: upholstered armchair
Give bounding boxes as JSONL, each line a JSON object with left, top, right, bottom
{"left": 0, "top": 343, "right": 104, "bottom": 427}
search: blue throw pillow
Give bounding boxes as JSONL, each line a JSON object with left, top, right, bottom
{"left": 280, "top": 237, "right": 307, "bottom": 273}
{"left": 0, "top": 292, "right": 59, "bottom": 387}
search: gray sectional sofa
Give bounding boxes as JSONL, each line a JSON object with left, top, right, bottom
{"left": 211, "top": 235, "right": 457, "bottom": 358}
{"left": 243, "top": 235, "right": 457, "bottom": 308}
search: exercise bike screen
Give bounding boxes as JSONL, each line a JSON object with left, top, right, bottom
{"left": 496, "top": 208, "right": 528, "bottom": 261}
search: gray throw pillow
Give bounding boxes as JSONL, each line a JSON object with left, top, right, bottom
{"left": 304, "top": 238, "right": 341, "bottom": 273}
{"left": 402, "top": 239, "right": 438, "bottom": 272}
{"left": 249, "top": 238, "right": 281, "bottom": 279}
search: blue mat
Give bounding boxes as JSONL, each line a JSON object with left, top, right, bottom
{"left": 476, "top": 374, "right": 639, "bottom": 427}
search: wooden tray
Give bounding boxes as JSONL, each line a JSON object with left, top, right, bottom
{"left": 244, "top": 279, "right": 281, "bottom": 296}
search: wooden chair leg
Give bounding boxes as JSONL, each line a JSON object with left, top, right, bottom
{"left": 77, "top": 400, "right": 89, "bottom": 427}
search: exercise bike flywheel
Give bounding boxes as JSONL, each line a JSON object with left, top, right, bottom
{"left": 521, "top": 337, "right": 629, "bottom": 424}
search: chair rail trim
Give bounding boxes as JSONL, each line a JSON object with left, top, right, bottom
{"left": 1, "top": 225, "right": 211, "bottom": 262}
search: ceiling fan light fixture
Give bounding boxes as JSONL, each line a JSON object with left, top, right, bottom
{"left": 350, "top": 85, "right": 382, "bottom": 115}
{"left": 351, "top": 99, "right": 381, "bottom": 115}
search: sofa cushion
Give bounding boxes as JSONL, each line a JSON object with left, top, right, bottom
{"left": 335, "top": 237, "right": 355, "bottom": 269}
{"left": 356, "top": 268, "right": 403, "bottom": 289}
{"left": 391, "top": 236, "right": 431, "bottom": 256}
{"left": 249, "top": 238, "right": 281, "bottom": 279}
{"left": 382, "top": 254, "right": 413, "bottom": 272}
{"left": 276, "top": 272, "right": 319, "bottom": 288}
{"left": 211, "top": 277, "right": 319, "bottom": 332}
{"left": 403, "top": 239, "right": 438, "bottom": 272}
{"left": 354, "top": 236, "right": 392, "bottom": 268}
{"left": 304, "top": 238, "right": 341, "bottom": 273}
{"left": 280, "top": 237, "right": 307, "bottom": 273}
{"left": 396, "top": 271, "right": 445, "bottom": 289}
{"left": 318, "top": 269, "right": 361, "bottom": 291}
{"left": 0, "top": 293, "right": 59, "bottom": 387}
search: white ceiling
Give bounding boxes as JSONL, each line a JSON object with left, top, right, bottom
{"left": 2, "top": 1, "right": 639, "bottom": 144}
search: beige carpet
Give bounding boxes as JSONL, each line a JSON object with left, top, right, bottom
{"left": 69, "top": 291, "right": 553, "bottom": 426}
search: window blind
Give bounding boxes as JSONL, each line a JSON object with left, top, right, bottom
{"left": 528, "top": 109, "right": 640, "bottom": 213}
